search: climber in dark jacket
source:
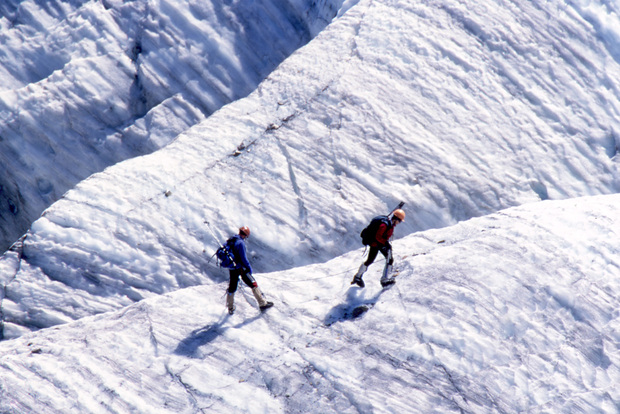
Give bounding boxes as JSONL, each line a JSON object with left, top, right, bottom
{"left": 352, "top": 209, "right": 405, "bottom": 288}
{"left": 226, "top": 226, "right": 273, "bottom": 314}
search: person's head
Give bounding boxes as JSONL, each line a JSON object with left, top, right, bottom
{"left": 392, "top": 209, "right": 405, "bottom": 225}
{"left": 239, "top": 226, "right": 251, "bottom": 239}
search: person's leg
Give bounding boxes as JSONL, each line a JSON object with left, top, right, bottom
{"left": 240, "top": 270, "right": 273, "bottom": 310}
{"left": 351, "top": 263, "right": 368, "bottom": 288}
{"left": 229, "top": 269, "right": 242, "bottom": 293}
{"left": 240, "top": 270, "right": 257, "bottom": 289}
{"left": 364, "top": 246, "right": 379, "bottom": 266}
{"left": 352, "top": 247, "right": 379, "bottom": 288}
{"left": 379, "top": 245, "right": 394, "bottom": 264}
{"left": 227, "top": 269, "right": 242, "bottom": 314}
{"left": 251, "top": 285, "right": 273, "bottom": 310}
{"left": 380, "top": 247, "right": 395, "bottom": 286}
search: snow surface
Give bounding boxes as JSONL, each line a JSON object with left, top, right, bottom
{"left": 0, "top": 0, "right": 343, "bottom": 250}
{"left": 1, "top": 195, "right": 620, "bottom": 412}
{"left": 1, "top": 0, "right": 620, "bottom": 412}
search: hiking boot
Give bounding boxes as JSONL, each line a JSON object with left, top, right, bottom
{"left": 259, "top": 302, "right": 274, "bottom": 311}
{"left": 380, "top": 278, "right": 395, "bottom": 287}
{"left": 351, "top": 275, "right": 365, "bottom": 288}
{"left": 351, "top": 263, "right": 367, "bottom": 288}
{"left": 252, "top": 287, "right": 274, "bottom": 311}
{"left": 380, "top": 264, "right": 395, "bottom": 287}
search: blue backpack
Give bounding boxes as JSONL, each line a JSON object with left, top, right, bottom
{"left": 360, "top": 215, "right": 390, "bottom": 245}
{"left": 216, "top": 238, "right": 237, "bottom": 268}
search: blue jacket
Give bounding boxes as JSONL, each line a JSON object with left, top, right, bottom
{"left": 230, "top": 235, "right": 253, "bottom": 273}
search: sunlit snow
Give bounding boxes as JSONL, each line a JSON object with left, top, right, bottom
{"left": 0, "top": 0, "right": 343, "bottom": 250}
{"left": 1, "top": 0, "right": 620, "bottom": 412}
{"left": 2, "top": 196, "right": 620, "bottom": 412}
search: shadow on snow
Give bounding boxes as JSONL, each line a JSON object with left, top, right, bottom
{"left": 173, "top": 312, "right": 262, "bottom": 358}
{"left": 324, "top": 285, "right": 392, "bottom": 326}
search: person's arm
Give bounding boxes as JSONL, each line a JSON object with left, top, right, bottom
{"left": 375, "top": 223, "right": 391, "bottom": 245}
{"left": 236, "top": 240, "right": 253, "bottom": 273}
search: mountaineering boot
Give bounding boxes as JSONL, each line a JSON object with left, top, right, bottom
{"left": 226, "top": 292, "right": 235, "bottom": 315}
{"left": 351, "top": 264, "right": 367, "bottom": 288}
{"left": 252, "top": 287, "right": 274, "bottom": 311}
{"left": 380, "top": 264, "right": 395, "bottom": 287}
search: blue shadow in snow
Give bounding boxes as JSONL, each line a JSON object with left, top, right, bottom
{"left": 324, "top": 285, "right": 392, "bottom": 326}
{"left": 174, "top": 313, "right": 261, "bottom": 358}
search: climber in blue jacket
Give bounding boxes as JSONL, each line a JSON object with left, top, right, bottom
{"left": 226, "top": 226, "right": 273, "bottom": 314}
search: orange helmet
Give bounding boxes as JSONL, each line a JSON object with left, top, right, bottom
{"left": 239, "top": 226, "right": 251, "bottom": 237}
{"left": 392, "top": 209, "right": 405, "bottom": 222}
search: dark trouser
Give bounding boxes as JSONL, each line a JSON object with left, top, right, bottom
{"left": 228, "top": 268, "right": 257, "bottom": 293}
{"left": 364, "top": 244, "right": 393, "bottom": 267}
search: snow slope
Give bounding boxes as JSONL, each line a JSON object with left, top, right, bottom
{"left": 1, "top": 0, "right": 620, "bottom": 411}
{"left": 2, "top": 0, "right": 620, "bottom": 340}
{"left": 1, "top": 194, "right": 619, "bottom": 413}
{"left": 0, "top": 0, "right": 343, "bottom": 251}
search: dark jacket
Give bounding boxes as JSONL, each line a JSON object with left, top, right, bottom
{"left": 371, "top": 222, "right": 394, "bottom": 247}
{"left": 230, "top": 235, "right": 253, "bottom": 273}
